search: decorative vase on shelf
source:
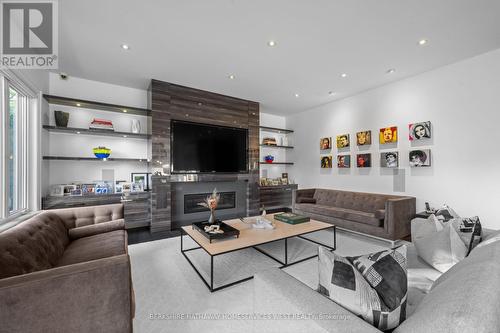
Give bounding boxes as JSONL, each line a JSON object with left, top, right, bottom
{"left": 54, "top": 111, "right": 69, "bottom": 127}
{"left": 131, "top": 119, "right": 141, "bottom": 134}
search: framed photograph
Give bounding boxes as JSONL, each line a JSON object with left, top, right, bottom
{"left": 379, "top": 126, "right": 398, "bottom": 144}
{"left": 336, "top": 134, "right": 350, "bottom": 148}
{"left": 356, "top": 154, "right": 371, "bottom": 168}
{"left": 320, "top": 137, "right": 332, "bottom": 150}
{"left": 337, "top": 155, "right": 351, "bottom": 168}
{"left": 356, "top": 130, "right": 371, "bottom": 145}
{"left": 409, "top": 149, "right": 431, "bottom": 167}
{"left": 409, "top": 121, "right": 431, "bottom": 140}
{"left": 131, "top": 173, "right": 147, "bottom": 186}
{"left": 380, "top": 152, "right": 399, "bottom": 168}
{"left": 121, "top": 182, "right": 132, "bottom": 193}
{"left": 321, "top": 155, "right": 333, "bottom": 168}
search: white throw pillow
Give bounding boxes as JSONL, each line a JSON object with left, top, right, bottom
{"left": 411, "top": 214, "right": 444, "bottom": 242}
{"left": 414, "top": 223, "right": 467, "bottom": 273}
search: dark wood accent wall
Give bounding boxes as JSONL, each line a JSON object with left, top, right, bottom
{"left": 149, "top": 80, "right": 260, "bottom": 233}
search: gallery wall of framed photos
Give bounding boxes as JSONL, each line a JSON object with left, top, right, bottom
{"left": 319, "top": 121, "right": 432, "bottom": 170}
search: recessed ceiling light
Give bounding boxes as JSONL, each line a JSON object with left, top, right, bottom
{"left": 122, "top": 109, "right": 128, "bottom": 113}
{"left": 341, "top": 73, "right": 348, "bottom": 78}
{"left": 294, "top": 93, "right": 300, "bottom": 98}
{"left": 386, "top": 68, "right": 396, "bottom": 74}
{"left": 121, "top": 44, "right": 130, "bottom": 50}
{"left": 76, "top": 103, "right": 81, "bottom": 107}
{"left": 267, "top": 40, "right": 276, "bottom": 47}
{"left": 123, "top": 135, "right": 127, "bottom": 138}
{"left": 228, "top": 74, "right": 235, "bottom": 79}
{"left": 418, "top": 39, "right": 428, "bottom": 46}
{"left": 76, "top": 131, "right": 80, "bottom": 134}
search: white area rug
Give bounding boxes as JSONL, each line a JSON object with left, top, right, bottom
{"left": 129, "top": 229, "right": 389, "bottom": 333}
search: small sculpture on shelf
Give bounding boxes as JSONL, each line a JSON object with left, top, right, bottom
{"left": 93, "top": 146, "right": 111, "bottom": 159}
{"left": 54, "top": 111, "right": 69, "bottom": 127}
{"left": 264, "top": 155, "right": 274, "bottom": 163}
{"left": 197, "top": 188, "right": 220, "bottom": 223}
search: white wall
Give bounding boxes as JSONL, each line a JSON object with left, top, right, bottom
{"left": 43, "top": 73, "right": 149, "bottom": 194}
{"left": 287, "top": 48, "right": 500, "bottom": 229}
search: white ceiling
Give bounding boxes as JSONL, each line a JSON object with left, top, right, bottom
{"left": 57, "top": 0, "right": 500, "bottom": 114}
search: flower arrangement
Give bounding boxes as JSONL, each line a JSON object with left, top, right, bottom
{"left": 197, "top": 188, "right": 220, "bottom": 223}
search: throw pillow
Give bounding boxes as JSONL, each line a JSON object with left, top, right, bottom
{"left": 411, "top": 214, "right": 444, "bottom": 242}
{"left": 318, "top": 247, "right": 407, "bottom": 331}
{"left": 297, "top": 197, "right": 316, "bottom": 204}
{"left": 414, "top": 223, "right": 467, "bottom": 273}
{"left": 347, "top": 245, "right": 408, "bottom": 311}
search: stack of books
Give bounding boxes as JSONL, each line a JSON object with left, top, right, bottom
{"left": 262, "top": 137, "right": 277, "bottom": 146}
{"left": 89, "top": 118, "right": 114, "bottom": 131}
{"left": 274, "top": 212, "right": 310, "bottom": 225}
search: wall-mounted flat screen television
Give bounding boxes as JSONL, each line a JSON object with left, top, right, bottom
{"left": 171, "top": 120, "right": 248, "bottom": 173}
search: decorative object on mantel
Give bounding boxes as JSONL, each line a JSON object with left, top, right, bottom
{"left": 54, "top": 110, "right": 69, "bottom": 127}
{"left": 89, "top": 118, "right": 114, "bottom": 131}
{"left": 264, "top": 155, "right": 274, "bottom": 163}
{"left": 197, "top": 188, "right": 220, "bottom": 223}
{"left": 93, "top": 146, "right": 111, "bottom": 159}
{"left": 262, "top": 137, "right": 277, "bottom": 146}
{"left": 131, "top": 119, "right": 141, "bottom": 134}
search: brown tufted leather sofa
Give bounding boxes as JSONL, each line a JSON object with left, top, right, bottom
{"left": 0, "top": 204, "right": 134, "bottom": 333}
{"left": 293, "top": 188, "right": 415, "bottom": 242}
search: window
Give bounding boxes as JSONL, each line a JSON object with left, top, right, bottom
{"left": 1, "top": 72, "right": 35, "bottom": 221}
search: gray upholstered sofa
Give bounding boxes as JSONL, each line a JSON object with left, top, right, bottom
{"left": 0, "top": 204, "right": 134, "bottom": 333}
{"left": 293, "top": 188, "right": 416, "bottom": 242}
{"left": 253, "top": 229, "right": 500, "bottom": 332}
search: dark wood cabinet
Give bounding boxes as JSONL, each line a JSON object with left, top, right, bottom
{"left": 259, "top": 184, "right": 298, "bottom": 212}
{"left": 42, "top": 192, "right": 151, "bottom": 229}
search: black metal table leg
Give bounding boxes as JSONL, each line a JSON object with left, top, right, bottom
{"left": 284, "top": 238, "right": 288, "bottom": 265}
{"left": 210, "top": 256, "right": 214, "bottom": 291}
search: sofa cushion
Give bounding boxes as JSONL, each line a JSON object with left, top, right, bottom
{"left": 68, "top": 219, "right": 125, "bottom": 240}
{"left": 295, "top": 203, "right": 382, "bottom": 227}
{"left": 411, "top": 215, "right": 444, "bottom": 242}
{"left": 313, "top": 189, "right": 391, "bottom": 213}
{"left": 318, "top": 247, "right": 407, "bottom": 331}
{"left": 0, "top": 212, "right": 69, "bottom": 279}
{"left": 297, "top": 197, "right": 316, "bottom": 204}
{"left": 395, "top": 239, "right": 500, "bottom": 333}
{"left": 57, "top": 230, "right": 127, "bottom": 267}
{"left": 374, "top": 209, "right": 385, "bottom": 220}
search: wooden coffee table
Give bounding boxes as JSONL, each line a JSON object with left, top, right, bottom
{"left": 181, "top": 214, "right": 336, "bottom": 292}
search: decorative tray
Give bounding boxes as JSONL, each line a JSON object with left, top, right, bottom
{"left": 192, "top": 221, "right": 240, "bottom": 243}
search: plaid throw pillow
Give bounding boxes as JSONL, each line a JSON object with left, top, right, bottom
{"left": 318, "top": 246, "right": 407, "bottom": 331}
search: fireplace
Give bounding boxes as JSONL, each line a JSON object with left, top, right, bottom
{"left": 171, "top": 181, "right": 247, "bottom": 229}
{"left": 184, "top": 191, "right": 236, "bottom": 214}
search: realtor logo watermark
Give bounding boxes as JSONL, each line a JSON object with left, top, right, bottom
{"left": 0, "top": 0, "right": 58, "bottom": 68}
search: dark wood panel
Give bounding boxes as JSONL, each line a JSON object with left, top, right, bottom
{"left": 149, "top": 80, "right": 260, "bottom": 233}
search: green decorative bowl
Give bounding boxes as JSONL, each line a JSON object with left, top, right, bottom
{"left": 93, "top": 146, "right": 111, "bottom": 159}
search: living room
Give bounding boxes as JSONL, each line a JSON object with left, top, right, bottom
{"left": 1, "top": 1, "right": 500, "bottom": 332}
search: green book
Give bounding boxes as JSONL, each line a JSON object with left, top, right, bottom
{"left": 274, "top": 213, "right": 310, "bottom": 225}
